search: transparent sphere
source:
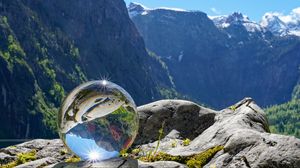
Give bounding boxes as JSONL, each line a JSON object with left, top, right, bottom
{"left": 58, "top": 80, "right": 139, "bottom": 161}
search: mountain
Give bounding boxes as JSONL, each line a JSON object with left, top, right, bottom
{"left": 0, "top": 0, "right": 174, "bottom": 141}
{"left": 260, "top": 8, "right": 300, "bottom": 36}
{"left": 129, "top": 2, "right": 300, "bottom": 109}
{"left": 260, "top": 13, "right": 290, "bottom": 36}
{"left": 210, "top": 12, "right": 264, "bottom": 33}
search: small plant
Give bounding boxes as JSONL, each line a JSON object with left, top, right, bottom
{"left": 182, "top": 138, "right": 191, "bottom": 146}
{"left": 171, "top": 140, "right": 177, "bottom": 148}
{"left": 131, "top": 148, "right": 141, "bottom": 155}
{"left": 144, "top": 150, "right": 154, "bottom": 161}
{"left": 119, "top": 148, "right": 129, "bottom": 158}
{"left": 153, "top": 121, "right": 165, "bottom": 155}
{"left": 60, "top": 148, "right": 68, "bottom": 155}
{"left": 65, "top": 155, "right": 81, "bottom": 163}
{"left": 140, "top": 121, "right": 165, "bottom": 161}
{"left": 229, "top": 105, "right": 237, "bottom": 111}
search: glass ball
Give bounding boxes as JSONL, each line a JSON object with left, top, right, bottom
{"left": 58, "top": 80, "right": 139, "bottom": 161}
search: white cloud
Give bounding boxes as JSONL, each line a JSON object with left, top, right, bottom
{"left": 265, "top": 7, "right": 300, "bottom": 25}
{"left": 292, "top": 7, "right": 300, "bottom": 15}
{"left": 210, "top": 7, "right": 221, "bottom": 15}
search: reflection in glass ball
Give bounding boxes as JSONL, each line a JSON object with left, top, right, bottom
{"left": 58, "top": 80, "right": 139, "bottom": 162}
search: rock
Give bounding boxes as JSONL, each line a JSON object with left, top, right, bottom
{"left": 15, "top": 157, "right": 57, "bottom": 168}
{"left": 0, "top": 152, "right": 16, "bottom": 165}
{"left": 142, "top": 98, "right": 300, "bottom": 168}
{"left": 47, "top": 159, "right": 187, "bottom": 168}
{"left": 0, "top": 139, "right": 72, "bottom": 162}
{"left": 48, "top": 158, "right": 138, "bottom": 168}
{"left": 1, "top": 98, "right": 300, "bottom": 168}
{"left": 138, "top": 160, "right": 188, "bottom": 168}
{"left": 0, "top": 139, "right": 72, "bottom": 167}
{"left": 135, "top": 100, "right": 216, "bottom": 144}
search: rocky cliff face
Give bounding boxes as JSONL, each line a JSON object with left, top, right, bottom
{"left": 1, "top": 98, "right": 299, "bottom": 168}
{"left": 129, "top": 3, "right": 300, "bottom": 108}
{"left": 0, "top": 0, "right": 173, "bottom": 140}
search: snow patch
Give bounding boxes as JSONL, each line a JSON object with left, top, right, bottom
{"left": 178, "top": 51, "right": 184, "bottom": 62}
{"left": 128, "top": 2, "right": 188, "bottom": 18}
{"left": 210, "top": 12, "right": 264, "bottom": 32}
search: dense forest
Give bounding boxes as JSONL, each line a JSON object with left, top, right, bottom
{"left": 265, "top": 98, "right": 300, "bottom": 138}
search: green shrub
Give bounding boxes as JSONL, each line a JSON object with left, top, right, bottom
{"left": 38, "top": 58, "right": 56, "bottom": 80}
{"left": 70, "top": 44, "right": 80, "bottom": 59}
{"left": 49, "top": 82, "right": 65, "bottom": 102}
{"left": 75, "top": 64, "right": 87, "bottom": 82}
{"left": 229, "top": 105, "right": 237, "bottom": 111}
{"left": 182, "top": 138, "right": 191, "bottom": 146}
{"left": 7, "top": 35, "right": 26, "bottom": 57}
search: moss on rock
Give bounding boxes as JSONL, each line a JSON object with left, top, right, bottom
{"left": 139, "top": 145, "right": 224, "bottom": 168}
{"left": 186, "top": 146, "right": 224, "bottom": 168}
{"left": 65, "top": 155, "right": 81, "bottom": 163}
{"left": 0, "top": 150, "right": 37, "bottom": 168}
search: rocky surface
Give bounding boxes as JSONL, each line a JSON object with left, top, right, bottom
{"left": 1, "top": 98, "right": 300, "bottom": 168}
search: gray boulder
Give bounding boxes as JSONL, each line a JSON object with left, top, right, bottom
{"left": 136, "top": 99, "right": 216, "bottom": 144}
{"left": 140, "top": 98, "right": 300, "bottom": 168}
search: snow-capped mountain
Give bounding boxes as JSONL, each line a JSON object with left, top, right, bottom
{"left": 128, "top": 2, "right": 149, "bottom": 17}
{"left": 260, "top": 8, "right": 300, "bottom": 36}
{"left": 128, "top": 2, "right": 300, "bottom": 108}
{"left": 260, "top": 13, "right": 289, "bottom": 36}
{"left": 128, "top": 2, "right": 300, "bottom": 37}
{"left": 209, "top": 12, "right": 264, "bottom": 33}
{"left": 128, "top": 2, "right": 187, "bottom": 17}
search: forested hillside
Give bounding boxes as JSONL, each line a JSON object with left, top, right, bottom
{"left": 265, "top": 99, "right": 300, "bottom": 138}
{"left": 0, "top": 0, "right": 174, "bottom": 140}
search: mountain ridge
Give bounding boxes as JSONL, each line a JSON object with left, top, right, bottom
{"left": 129, "top": 2, "right": 300, "bottom": 108}
{"left": 128, "top": 2, "right": 300, "bottom": 37}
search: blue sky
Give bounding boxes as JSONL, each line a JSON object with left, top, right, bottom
{"left": 124, "top": 0, "right": 300, "bottom": 22}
